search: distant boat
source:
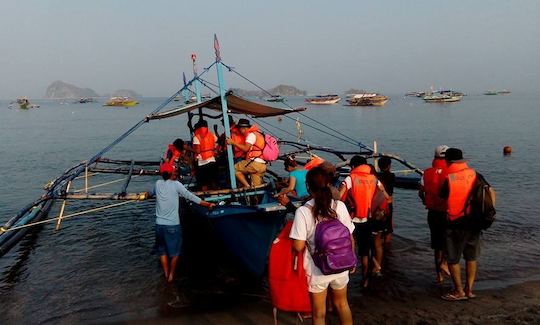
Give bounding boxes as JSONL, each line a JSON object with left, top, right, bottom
{"left": 265, "top": 95, "right": 286, "bottom": 102}
{"left": 484, "top": 91, "right": 498, "bottom": 95}
{"left": 103, "top": 97, "right": 139, "bottom": 107}
{"left": 305, "top": 94, "right": 341, "bottom": 105}
{"left": 75, "top": 97, "right": 95, "bottom": 104}
{"left": 347, "top": 94, "right": 389, "bottom": 107}
{"left": 346, "top": 93, "right": 378, "bottom": 100}
{"left": 423, "top": 94, "right": 461, "bottom": 103}
{"left": 498, "top": 89, "right": 511, "bottom": 94}
{"left": 16, "top": 97, "right": 39, "bottom": 109}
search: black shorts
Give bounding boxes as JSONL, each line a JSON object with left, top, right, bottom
{"left": 196, "top": 162, "right": 218, "bottom": 188}
{"left": 353, "top": 221, "right": 372, "bottom": 257}
{"left": 427, "top": 210, "right": 447, "bottom": 250}
{"left": 445, "top": 225, "right": 481, "bottom": 264}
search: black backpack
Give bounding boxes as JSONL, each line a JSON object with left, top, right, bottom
{"left": 465, "top": 173, "right": 496, "bottom": 230}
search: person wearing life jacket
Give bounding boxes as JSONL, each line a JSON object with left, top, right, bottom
{"left": 276, "top": 157, "right": 309, "bottom": 199}
{"left": 419, "top": 145, "right": 451, "bottom": 284}
{"left": 338, "top": 155, "right": 387, "bottom": 287}
{"left": 226, "top": 118, "right": 267, "bottom": 188}
{"left": 161, "top": 138, "right": 185, "bottom": 180}
{"left": 192, "top": 119, "right": 218, "bottom": 191}
{"left": 438, "top": 148, "right": 480, "bottom": 302}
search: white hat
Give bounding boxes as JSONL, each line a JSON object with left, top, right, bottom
{"left": 434, "top": 145, "right": 449, "bottom": 158}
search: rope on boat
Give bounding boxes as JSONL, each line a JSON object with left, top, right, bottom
{"left": 0, "top": 200, "right": 141, "bottom": 234}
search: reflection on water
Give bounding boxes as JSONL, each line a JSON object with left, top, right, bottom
{"left": 1, "top": 94, "right": 540, "bottom": 322}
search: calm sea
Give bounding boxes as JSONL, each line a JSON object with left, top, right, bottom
{"left": 0, "top": 93, "right": 539, "bottom": 323}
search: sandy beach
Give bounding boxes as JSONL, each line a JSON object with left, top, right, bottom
{"left": 122, "top": 279, "right": 540, "bottom": 324}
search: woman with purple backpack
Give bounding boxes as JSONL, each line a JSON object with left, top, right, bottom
{"left": 289, "top": 166, "right": 355, "bottom": 325}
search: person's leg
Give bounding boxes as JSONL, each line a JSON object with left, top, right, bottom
{"left": 310, "top": 290, "right": 328, "bottom": 325}
{"left": 448, "top": 262, "right": 465, "bottom": 296}
{"left": 168, "top": 256, "right": 179, "bottom": 282}
{"left": 249, "top": 162, "right": 266, "bottom": 187}
{"left": 234, "top": 161, "right": 251, "bottom": 187}
{"left": 465, "top": 260, "right": 477, "bottom": 297}
{"left": 160, "top": 255, "right": 169, "bottom": 280}
{"left": 444, "top": 228, "right": 466, "bottom": 298}
{"left": 331, "top": 287, "right": 353, "bottom": 325}
{"left": 372, "top": 232, "right": 383, "bottom": 273}
{"left": 434, "top": 249, "right": 445, "bottom": 283}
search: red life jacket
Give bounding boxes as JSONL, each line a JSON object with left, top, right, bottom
{"left": 230, "top": 126, "right": 245, "bottom": 159}
{"left": 245, "top": 125, "right": 265, "bottom": 160}
{"left": 304, "top": 157, "right": 325, "bottom": 170}
{"left": 194, "top": 127, "right": 216, "bottom": 160}
{"left": 348, "top": 165, "right": 378, "bottom": 220}
{"left": 268, "top": 221, "right": 311, "bottom": 313}
{"left": 423, "top": 158, "right": 448, "bottom": 212}
{"left": 161, "top": 144, "right": 181, "bottom": 177}
{"left": 447, "top": 162, "right": 476, "bottom": 221}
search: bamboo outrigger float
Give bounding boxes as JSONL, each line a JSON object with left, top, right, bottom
{"left": 0, "top": 35, "right": 423, "bottom": 278}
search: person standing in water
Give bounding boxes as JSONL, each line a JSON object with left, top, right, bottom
{"left": 145, "top": 164, "right": 215, "bottom": 283}
{"left": 419, "top": 145, "right": 451, "bottom": 284}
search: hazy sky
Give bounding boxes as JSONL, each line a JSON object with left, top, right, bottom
{"left": 1, "top": 0, "right": 539, "bottom": 98}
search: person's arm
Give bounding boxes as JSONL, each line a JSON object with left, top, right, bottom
{"left": 418, "top": 175, "right": 426, "bottom": 203}
{"left": 277, "top": 176, "right": 296, "bottom": 196}
{"left": 439, "top": 179, "right": 449, "bottom": 199}
{"left": 277, "top": 194, "right": 297, "bottom": 213}
{"left": 377, "top": 180, "right": 392, "bottom": 202}
{"left": 292, "top": 239, "right": 306, "bottom": 253}
{"left": 289, "top": 207, "right": 308, "bottom": 253}
{"left": 226, "top": 138, "right": 251, "bottom": 152}
{"left": 338, "top": 183, "right": 347, "bottom": 200}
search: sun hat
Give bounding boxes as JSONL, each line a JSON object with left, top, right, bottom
{"left": 434, "top": 145, "right": 449, "bottom": 158}
{"left": 237, "top": 118, "right": 251, "bottom": 128}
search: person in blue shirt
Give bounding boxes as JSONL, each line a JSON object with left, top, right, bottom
{"left": 276, "top": 157, "right": 309, "bottom": 198}
{"left": 145, "top": 163, "right": 214, "bottom": 283}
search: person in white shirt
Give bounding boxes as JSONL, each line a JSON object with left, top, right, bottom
{"left": 290, "top": 166, "right": 354, "bottom": 325}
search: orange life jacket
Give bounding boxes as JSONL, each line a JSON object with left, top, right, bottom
{"left": 230, "top": 126, "right": 245, "bottom": 159}
{"left": 245, "top": 125, "right": 265, "bottom": 160}
{"left": 447, "top": 162, "right": 476, "bottom": 221}
{"left": 423, "top": 158, "right": 448, "bottom": 212}
{"left": 348, "top": 165, "right": 378, "bottom": 220}
{"left": 304, "top": 157, "right": 325, "bottom": 170}
{"left": 161, "top": 144, "right": 181, "bottom": 178}
{"left": 194, "top": 127, "right": 216, "bottom": 160}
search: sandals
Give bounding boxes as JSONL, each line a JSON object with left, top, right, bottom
{"left": 441, "top": 292, "right": 468, "bottom": 301}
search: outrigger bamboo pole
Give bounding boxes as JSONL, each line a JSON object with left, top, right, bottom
{"left": 55, "top": 181, "right": 71, "bottom": 231}
{"left": 85, "top": 165, "right": 89, "bottom": 193}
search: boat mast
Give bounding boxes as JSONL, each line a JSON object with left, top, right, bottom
{"left": 192, "top": 53, "right": 202, "bottom": 103}
{"left": 182, "top": 72, "right": 190, "bottom": 104}
{"left": 214, "top": 34, "right": 237, "bottom": 189}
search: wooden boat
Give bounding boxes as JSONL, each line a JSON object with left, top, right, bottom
{"left": 347, "top": 94, "right": 389, "bottom": 106}
{"left": 423, "top": 94, "right": 462, "bottom": 103}
{"left": 0, "top": 36, "right": 423, "bottom": 280}
{"left": 484, "top": 91, "right": 498, "bottom": 95}
{"left": 265, "top": 95, "right": 286, "bottom": 102}
{"left": 16, "top": 97, "right": 39, "bottom": 109}
{"left": 103, "top": 97, "right": 139, "bottom": 107}
{"left": 498, "top": 89, "right": 511, "bottom": 94}
{"left": 305, "top": 94, "right": 341, "bottom": 105}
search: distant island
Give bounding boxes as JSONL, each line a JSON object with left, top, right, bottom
{"left": 231, "top": 84, "right": 306, "bottom": 97}
{"left": 344, "top": 88, "right": 370, "bottom": 94}
{"left": 45, "top": 81, "right": 99, "bottom": 99}
{"left": 44, "top": 81, "right": 141, "bottom": 99}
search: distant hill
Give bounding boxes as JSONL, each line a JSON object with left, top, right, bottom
{"left": 111, "top": 89, "right": 141, "bottom": 98}
{"left": 45, "top": 81, "right": 99, "bottom": 99}
{"left": 231, "top": 84, "right": 306, "bottom": 97}
{"left": 344, "top": 88, "right": 369, "bottom": 94}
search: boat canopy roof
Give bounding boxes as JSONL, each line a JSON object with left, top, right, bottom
{"left": 147, "top": 91, "right": 304, "bottom": 121}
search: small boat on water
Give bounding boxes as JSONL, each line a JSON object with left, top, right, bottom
{"left": 423, "top": 94, "right": 462, "bottom": 103}
{"left": 265, "top": 95, "right": 286, "bottom": 102}
{"left": 346, "top": 93, "right": 389, "bottom": 107}
{"left": 305, "top": 94, "right": 341, "bottom": 105}
{"left": 16, "top": 97, "right": 40, "bottom": 109}
{"left": 75, "top": 97, "right": 95, "bottom": 104}
{"left": 498, "top": 89, "right": 511, "bottom": 94}
{"left": 103, "top": 97, "right": 139, "bottom": 107}
{"left": 484, "top": 90, "right": 498, "bottom": 95}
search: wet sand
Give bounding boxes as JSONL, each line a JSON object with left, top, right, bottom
{"left": 123, "top": 280, "right": 540, "bottom": 324}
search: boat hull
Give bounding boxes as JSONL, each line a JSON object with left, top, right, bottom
{"left": 305, "top": 98, "right": 341, "bottom": 105}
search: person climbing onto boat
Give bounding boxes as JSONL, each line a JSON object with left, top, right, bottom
{"left": 192, "top": 119, "right": 218, "bottom": 191}
{"left": 339, "top": 155, "right": 388, "bottom": 287}
{"left": 290, "top": 166, "right": 354, "bottom": 325}
{"left": 226, "top": 118, "right": 267, "bottom": 188}
{"left": 438, "top": 148, "right": 480, "bottom": 301}
{"left": 219, "top": 116, "right": 245, "bottom": 163}
{"left": 161, "top": 138, "right": 185, "bottom": 180}
{"left": 144, "top": 163, "right": 215, "bottom": 283}
{"left": 276, "top": 156, "right": 309, "bottom": 198}
{"left": 377, "top": 156, "right": 396, "bottom": 241}
{"left": 419, "top": 145, "right": 451, "bottom": 284}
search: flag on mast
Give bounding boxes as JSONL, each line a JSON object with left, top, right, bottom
{"left": 214, "top": 34, "right": 221, "bottom": 61}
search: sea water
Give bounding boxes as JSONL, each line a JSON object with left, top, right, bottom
{"left": 0, "top": 93, "right": 539, "bottom": 322}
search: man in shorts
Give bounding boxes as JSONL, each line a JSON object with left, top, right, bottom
{"left": 439, "top": 148, "right": 480, "bottom": 301}
{"left": 146, "top": 164, "right": 214, "bottom": 282}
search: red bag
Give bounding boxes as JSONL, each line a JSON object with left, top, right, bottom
{"left": 268, "top": 221, "right": 311, "bottom": 313}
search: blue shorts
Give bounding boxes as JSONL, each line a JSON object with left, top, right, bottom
{"left": 155, "top": 224, "right": 182, "bottom": 257}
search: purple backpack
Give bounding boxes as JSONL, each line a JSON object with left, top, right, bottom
{"left": 312, "top": 217, "right": 357, "bottom": 275}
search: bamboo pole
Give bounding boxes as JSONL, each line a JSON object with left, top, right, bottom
{"left": 55, "top": 181, "right": 72, "bottom": 231}
{"left": 85, "top": 165, "right": 88, "bottom": 193}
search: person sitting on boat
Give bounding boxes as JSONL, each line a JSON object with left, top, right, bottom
{"left": 161, "top": 138, "right": 185, "bottom": 180}
{"left": 226, "top": 119, "right": 267, "bottom": 188}
{"left": 276, "top": 156, "right": 309, "bottom": 199}
{"left": 144, "top": 163, "right": 214, "bottom": 283}
{"left": 218, "top": 116, "right": 245, "bottom": 163}
{"left": 192, "top": 119, "right": 218, "bottom": 191}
